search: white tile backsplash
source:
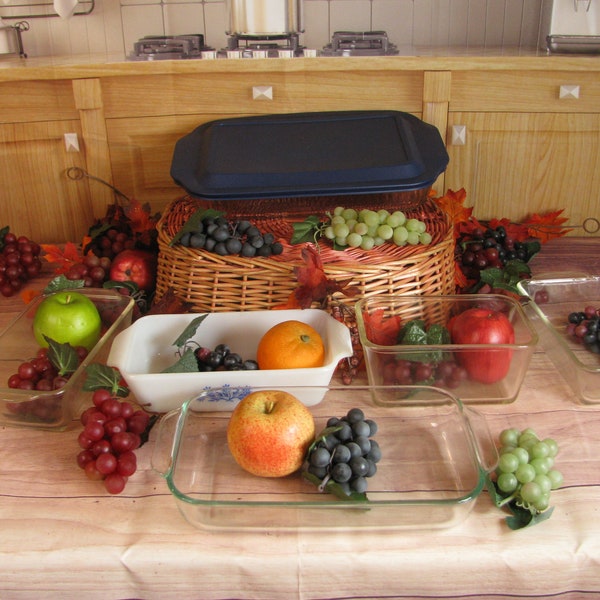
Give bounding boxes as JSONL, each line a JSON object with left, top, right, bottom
{"left": 2, "top": 0, "right": 545, "bottom": 58}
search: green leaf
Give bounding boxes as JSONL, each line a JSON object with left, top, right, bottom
{"left": 485, "top": 474, "right": 554, "bottom": 530}
{"left": 45, "top": 336, "right": 81, "bottom": 376}
{"left": 306, "top": 424, "right": 343, "bottom": 456}
{"left": 301, "top": 471, "right": 368, "bottom": 502}
{"left": 161, "top": 348, "right": 199, "bottom": 373}
{"left": 397, "top": 319, "right": 427, "bottom": 344}
{"left": 524, "top": 240, "right": 541, "bottom": 261}
{"left": 170, "top": 208, "right": 225, "bottom": 246}
{"left": 103, "top": 279, "right": 140, "bottom": 295}
{"left": 83, "top": 363, "right": 129, "bottom": 397}
{"left": 291, "top": 216, "right": 323, "bottom": 245}
{"left": 426, "top": 323, "right": 451, "bottom": 345}
{"left": 172, "top": 314, "right": 208, "bottom": 349}
{"left": 506, "top": 506, "right": 554, "bottom": 530}
{"left": 44, "top": 275, "right": 86, "bottom": 294}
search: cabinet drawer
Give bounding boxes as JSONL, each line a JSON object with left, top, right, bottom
{"left": 303, "top": 70, "right": 423, "bottom": 113}
{"left": 0, "top": 80, "right": 78, "bottom": 124}
{"left": 101, "top": 72, "right": 307, "bottom": 119}
{"left": 450, "top": 71, "right": 600, "bottom": 113}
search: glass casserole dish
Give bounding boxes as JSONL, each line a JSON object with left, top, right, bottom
{"left": 151, "top": 385, "right": 498, "bottom": 531}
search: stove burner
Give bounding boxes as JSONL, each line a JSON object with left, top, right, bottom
{"left": 225, "top": 32, "right": 303, "bottom": 57}
{"left": 127, "top": 34, "right": 213, "bottom": 61}
{"left": 321, "top": 31, "right": 399, "bottom": 56}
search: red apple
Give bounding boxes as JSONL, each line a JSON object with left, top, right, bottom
{"left": 109, "top": 249, "right": 157, "bottom": 293}
{"left": 33, "top": 290, "right": 102, "bottom": 351}
{"left": 227, "top": 390, "right": 315, "bottom": 478}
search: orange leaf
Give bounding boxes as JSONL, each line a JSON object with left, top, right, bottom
{"left": 433, "top": 188, "right": 473, "bottom": 238}
{"left": 523, "top": 209, "right": 573, "bottom": 243}
{"left": 454, "top": 262, "right": 469, "bottom": 291}
{"left": 20, "top": 288, "right": 42, "bottom": 305}
{"left": 40, "top": 242, "right": 83, "bottom": 274}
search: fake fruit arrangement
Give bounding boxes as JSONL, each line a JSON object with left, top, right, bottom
{"left": 256, "top": 320, "right": 325, "bottom": 370}
{"left": 227, "top": 390, "right": 316, "bottom": 478}
{"left": 448, "top": 308, "right": 515, "bottom": 384}
{"left": 33, "top": 291, "right": 102, "bottom": 351}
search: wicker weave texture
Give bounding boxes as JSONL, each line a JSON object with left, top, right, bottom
{"left": 156, "top": 195, "right": 455, "bottom": 313}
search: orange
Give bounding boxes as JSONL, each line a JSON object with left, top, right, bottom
{"left": 257, "top": 320, "right": 325, "bottom": 370}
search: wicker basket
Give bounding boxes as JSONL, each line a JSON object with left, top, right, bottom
{"left": 156, "top": 194, "right": 455, "bottom": 312}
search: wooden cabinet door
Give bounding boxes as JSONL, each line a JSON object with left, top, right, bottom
{"left": 445, "top": 112, "right": 600, "bottom": 234}
{"left": 0, "top": 120, "right": 94, "bottom": 243}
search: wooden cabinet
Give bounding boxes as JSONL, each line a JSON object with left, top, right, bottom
{"left": 0, "top": 80, "right": 95, "bottom": 243}
{"left": 1, "top": 58, "right": 599, "bottom": 242}
{"left": 445, "top": 71, "right": 600, "bottom": 232}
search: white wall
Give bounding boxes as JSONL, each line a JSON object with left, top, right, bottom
{"left": 2, "top": 0, "right": 544, "bottom": 58}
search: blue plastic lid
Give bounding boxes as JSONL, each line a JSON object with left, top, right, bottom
{"left": 170, "top": 111, "right": 449, "bottom": 199}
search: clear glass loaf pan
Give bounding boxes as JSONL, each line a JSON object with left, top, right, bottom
{"left": 151, "top": 385, "right": 498, "bottom": 531}
{"left": 0, "top": 288, "right": 134, "bottom": 430}
{"left": 518, "top": 274, "right": 600, "bottom": 404}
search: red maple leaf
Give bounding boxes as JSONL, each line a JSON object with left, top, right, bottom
{"left": 273, "top": 245, "right": 359, "bottom": 309}
{"left": 362, "top": 308, "right": 402, "bottom": 346}
{"left": 524, "top": 209, "right": 573, "bottom": 243}
{"left": 40, "top": 242, "right": 83, "bottom": 274}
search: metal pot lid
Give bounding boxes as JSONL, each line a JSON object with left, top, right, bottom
{"left": 170, "top": 110, "right": 449, "bottom": 199}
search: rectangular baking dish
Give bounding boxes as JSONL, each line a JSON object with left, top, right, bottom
{"left": 151, "top": 385, "right": 497, "bottom": 531}
{"left": 518, "top": 274, "right": 600, "bottom": 404}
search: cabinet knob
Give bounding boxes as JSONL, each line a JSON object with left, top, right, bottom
{"left": 559, "top": 85, "right": 580, "bottom": 99}
{"left": 252, "top": 85, "right": 273, "bottom": 100}
{"left": 450, "top": 125, "right": 466, "bottom": 146}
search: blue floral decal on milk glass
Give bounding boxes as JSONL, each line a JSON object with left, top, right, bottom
{"left": 197, "top": 385, "right": 253, "bottom": 404}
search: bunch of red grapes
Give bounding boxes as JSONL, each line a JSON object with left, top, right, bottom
{"left": 65, "top": 227, "right": 137, "bottom": 288}
{"left": 77, "top": 389, "right": 150, "bottom": 494}
{"left": 457, "top": 224, "right": 531, "bottom": 282}
{"left": 0, "top": 231, "right": 43, "bottom": 297}
{"left": 7, "top": 345, "right": 87, "bottom": 392}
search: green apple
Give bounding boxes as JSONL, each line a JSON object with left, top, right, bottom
{"left": 33, "top": 291, "right": 102, "bottom": 351}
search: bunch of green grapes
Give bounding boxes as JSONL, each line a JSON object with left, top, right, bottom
{"left": 322, "top": 207, "right": 432, "bottom": 251}
{"left": 495, "top": 427, "right": 563, "bottom": 513}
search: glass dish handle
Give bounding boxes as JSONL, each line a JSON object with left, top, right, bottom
{"left": 151, "top": 408, "right": 183, "bottom": 477}
{"left": 464, "top": 406, "right": 498, "bottom": 473}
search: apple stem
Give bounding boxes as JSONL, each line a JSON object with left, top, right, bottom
{"left": 264, "top": 401, "right": 275, "bottom": 414}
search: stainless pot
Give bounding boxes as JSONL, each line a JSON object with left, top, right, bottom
{"left": 227, "top": 0, "right": 303, "bottom": 36}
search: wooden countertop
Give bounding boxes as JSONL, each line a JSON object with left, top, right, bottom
{"left": 1, "top": 47, "right": 600, "bottom": 82}
{"left": 1, "top": 237, "right": 600, "bottom": 599}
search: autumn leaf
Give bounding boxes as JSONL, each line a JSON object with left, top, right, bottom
{"left": 20, "top": 288, "right": 42, "bottom": 305}
{"left": 362, "top": 308, "right": 402, "bottom": 346}
{"left": 524, "top": 209, "right": 573, "bottom": 243}
{"left": 487, "top": 217, "right": 530, "bottom": 242}
{"left": 40, "top": 242, "right": 83, "bottom": 274}
{"left": 273, "top": 244, "right": 359, "bottom": 309}
{"left": 433, "top": 188, "right": 473, "bottom": 236}
{"left": 124, "top": 198, "right": 160, "bottom": 234}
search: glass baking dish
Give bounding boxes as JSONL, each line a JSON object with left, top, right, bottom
{"left": 354, "top": 294, "right": 538, "bottom": 405}
{"left": 518, "top": 274, "right": 600, "bottom": 404}
{"left": 0, "top": 288, "right": 134, "bottom": 429}
{"left": 151, "top": 385, "right": 498, "bottom": 531}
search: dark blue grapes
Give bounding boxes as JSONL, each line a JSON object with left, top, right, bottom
{"left": 305, "top": 407, "right": 381, "bottom": 497}
{"left": 194, "top": 344, "right": 258, "bottom": 372}
{"left": 179, "top": 215, "right": 283, "bottom": 258}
